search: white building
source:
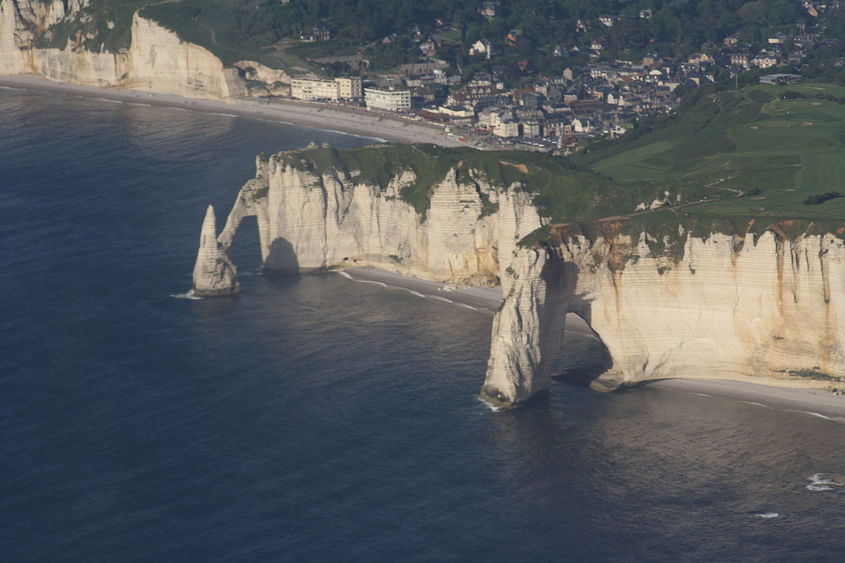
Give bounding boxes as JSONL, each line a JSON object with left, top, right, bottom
{"left": 364, "top": 88, "right": 411, "bottom": 111}
{"left": 291, "top": 79, "right": 338, "bottom": 101}
{"left": 469, "top": 39, "right": 493, "bottom": 59}
{"left": 493, "top": 120, "right": 519, "bottom": 138}
{"left": 335, "top": 77, "right": 362, "bottom": 99}
{"left": 291, "top": 77, "right": 363, "bottom": 101}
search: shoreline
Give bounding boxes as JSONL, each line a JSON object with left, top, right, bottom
{"left": 0, "top": 74, "right": 467, "bottom": 147}
{"left": 339, "top": 266, "right": 845, "bottom": 420}
{"left": 9, "top": 74, "right": 840, "bottom": 421}
{"left": 649, "top": 378, "right": 845, "bottom": 421}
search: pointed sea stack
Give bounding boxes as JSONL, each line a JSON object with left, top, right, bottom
{"left": 192, "top": 205, "right": 239, "bottom": 296}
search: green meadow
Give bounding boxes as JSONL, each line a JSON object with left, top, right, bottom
{"left": 575, "top": 82, "right": 845, "bottom": 228}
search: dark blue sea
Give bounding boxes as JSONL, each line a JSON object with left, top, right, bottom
{"left": 1, "top": 87, "right": 844, "bottom": 562}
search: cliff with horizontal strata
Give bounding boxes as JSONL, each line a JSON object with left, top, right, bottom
{"left": 0, "top": 0, "right": 287, "bottom": 99}
{"left": 480, "top": 228, "right": 845, "bottom": 405}
{"left": 194, "top": 145, "right": 845, "bottom": 407}
{"left": 192, "top": 148, "right": 544, "bottom": 296}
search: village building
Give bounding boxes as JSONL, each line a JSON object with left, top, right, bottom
{"left": 364, "top": 88, "right": 412, "bottom": 111}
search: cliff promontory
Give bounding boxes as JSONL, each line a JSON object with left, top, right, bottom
{"left": 194, "top": 144, "right": 845, "bottom": 407}
{"left": 0, "top": 0, "right": 289, "bottom": 99}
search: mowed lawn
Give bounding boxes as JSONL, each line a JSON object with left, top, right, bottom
{"left": 586, "top": 83, "right": 845, "bottom": 222}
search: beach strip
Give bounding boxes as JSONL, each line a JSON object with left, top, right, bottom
{"left": 0, "top": 74, "right": 466, "bottom": 147}
{"left": 649, "top": 378, "right": 845, "bottom": 420}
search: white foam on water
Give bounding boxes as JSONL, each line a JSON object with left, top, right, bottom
{"left": 806, "top": 484, "right": 834, "bottom": 492}
{"left": 741, "top": 401, "right": 769, "bottom": 408}
{"left": 355, "top": 280, "right": 387, "bottom": 288}
{"left": 695, "top": 393, "right": 712, "bottom": 398}
{"left": 803, "top": 411, "right": 831, "bottom": 420}
{"left": 478, "top": 396, "right": 503, "bottom": 413}
{"left": 805, "top": 473, "right": 843, "bottom": 492}
{"left": 456, "top": 303, "right": 478, "bottom": 311}
{"left": 126, "top": 102, "right": 152, "bottom": 107}
{"left": 212, "top": 112, "right": 238, "bottom": 118}
{"left": 336, "top": 271, "right": 353, "bottom": 280}
{"left": 756, "top": 512, "right": 779, "bottom": 519}
{"left": 403, "top": 289, "right": 425, "bottom": 298}
{"left": 170, "top": 290, "right": 202, "bottom": 301}
{"left": 0, "top": 85, "right": 24, "bottom": 91}
{"left": 429, "top": 296, "right": 453, "bottom": 304}
{"left": 94, "top": 97, "right": 122, "bottom": 104}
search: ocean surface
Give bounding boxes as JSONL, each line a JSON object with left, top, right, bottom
{"left": 1, "top": 87, "right": 844, "bottom": 562}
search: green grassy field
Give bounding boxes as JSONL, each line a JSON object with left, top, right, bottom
{"left": 576, "top": 82, "right": 845, "bottom": 228}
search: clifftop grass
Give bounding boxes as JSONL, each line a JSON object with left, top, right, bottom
{"left": 32, "top": 0, "right": 151, "bottom": 52}
{"left": 574, "top": 82, "right": 845, "bottom": 226}
{"left": 270, "top": 143, "right": 668, "bottom": 221}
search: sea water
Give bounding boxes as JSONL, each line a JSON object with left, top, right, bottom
{"left": 1, "top": 88, "right": 844, "bottom": 561}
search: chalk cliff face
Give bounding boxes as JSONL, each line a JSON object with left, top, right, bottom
{"left": 193, "top": 205, "right": 239, "bottom": 296}
{"left": 480, "top": 230, "right": 845, "bottom": 405}
{"left": 568, "top": 231, "right": 845, "bottom": 387}
{"left": 200, "top": 151, "right": 543, "bottom": 289}
{"left": 197, "top": 149, "right": 845, "bottom": 407}
{"left": 481, "top": 247, "right": 575, "bottom": 406}
{"left": 0, "top": 0, "right": 250, "bottom": 99}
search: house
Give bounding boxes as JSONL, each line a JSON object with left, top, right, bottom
{"left": 419, "top": 38, "right": 440, "bottom": 57}
{"left": 400, "top": 62, "right": 435, "bottom": 75}
{"left": 751, "top": 51, "right": 778, "bottom": 69}
{"left": 469, "top": 39, "right": 493, "bottom": 59}
{"left": 480, "top": 1, "right": 496, "bottom": 20}
{"left": 493, "top": 119, "right": 520, "bottom": 138}
{"left": 520, "top": 119, "right": 542, "bottom": 137}
{"left": 730, "top": 53, "right": 750, "bottom": 69}
{"left": 639, "top": 9, "right": 652, "bottom": 19}
{"left": 505, "top": 29, "right": 522, "bottom": 47}
{"left": 598, "top": 15, "right": 615, "bottom": 27}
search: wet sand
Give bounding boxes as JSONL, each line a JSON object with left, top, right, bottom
{"left": 650, "top": 378, "right": 845, "bottom": 421}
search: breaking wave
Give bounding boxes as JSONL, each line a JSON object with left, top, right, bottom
{"left": 806, "top": 473, "right": 844, "bottom": 492}
{"left": 170, "top": 290, "right": 202, "bottom": 301}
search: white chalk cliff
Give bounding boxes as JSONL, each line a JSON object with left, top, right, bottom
{"left": 197, "top": 151, "right": 845, "bottom": 408}
{"left": 194, "top": 151, "right": 543, "bottom": 291}
{"left": 193, "top": 205, "right": 239, "bottom": 296}
{"left": 0, "top": 0, "right": 290, "bottom": 99}
{"left": 479, "top": 230, "right": 845, "bottom": 405}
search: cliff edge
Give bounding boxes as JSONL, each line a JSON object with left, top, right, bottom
{"left": 0, "top": 0, "right": 290, "bottom": 100}
{"left": 194, "top": 144, "right": 845, "bottom": 408}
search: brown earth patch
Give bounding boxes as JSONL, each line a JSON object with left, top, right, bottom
{"left": 499, "top": 160, "right": 529, "bottom": 174}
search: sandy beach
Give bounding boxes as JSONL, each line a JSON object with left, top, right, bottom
{"left": 650, "top": 378, "right": 845, "bottom": 421}
{"left": 0, "top": 74, "right": 468, "bottom": 147}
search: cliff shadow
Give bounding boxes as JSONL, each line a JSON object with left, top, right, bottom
{"left": 263, "top": 237, "right": 300, "bottom": 277}
{"left": 552, "top": 294, "right": 613, "bottom": 388}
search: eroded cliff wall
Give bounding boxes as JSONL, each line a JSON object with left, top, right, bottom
{"left": 481, "top": 230, "right": 845, "bottom": 405}
{"left": 195, "top": 150, "right": 845, "bottom": 407}
{"left": 565, "top": 231, "right": 845, "bottom": 389}
{"left": 0, "top": 0, "right": 248, "bottom": 99}
{"left": 194, "top": 151, "right": 544, "bottom": 292}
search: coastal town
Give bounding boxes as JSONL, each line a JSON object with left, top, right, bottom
{"left": 276, "top": 2, "right": 831, "bottom": 153}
